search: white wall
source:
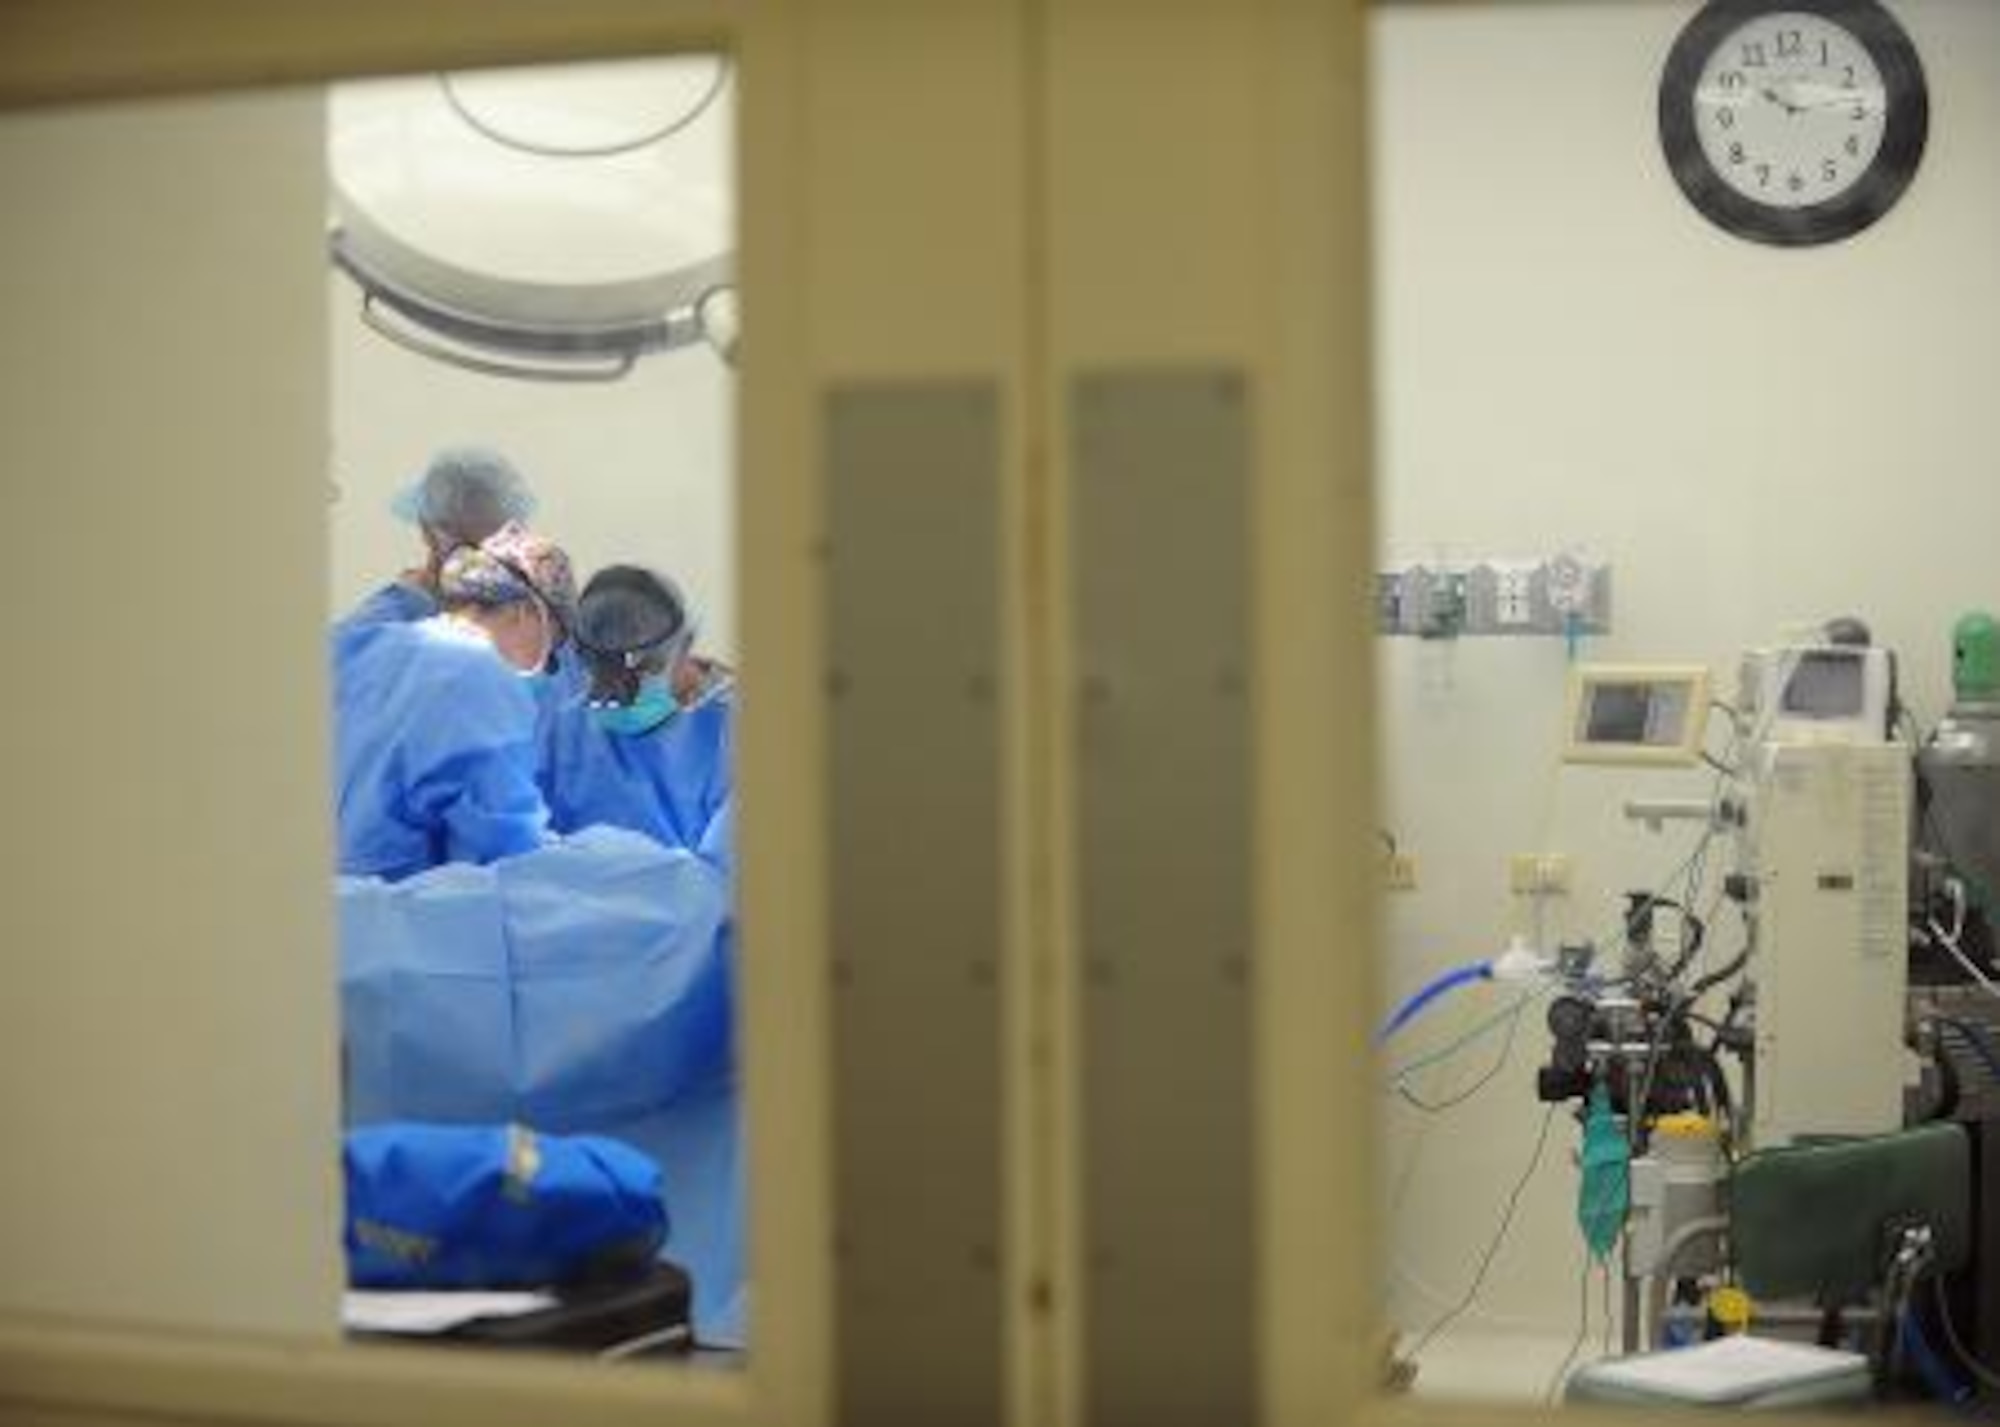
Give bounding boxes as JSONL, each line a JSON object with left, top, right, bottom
{"left": 0, "top": 92, "right": 342, "bottom": 1338}
{"left": 328, "top": 281, "right": 738, "bottom": 656}
{"left": 1373, "top": 0, "right": 2000, "bottom": 1343}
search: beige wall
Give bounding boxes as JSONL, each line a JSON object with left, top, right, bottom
{"left": 1374, "top": 0, "right": 2000, "bottom": 1339}
{"left": 329, "top": 283, "right": 739, "bottom": 652}
{"left": 0, "top": 90, "right": 342, "bottom": 1338}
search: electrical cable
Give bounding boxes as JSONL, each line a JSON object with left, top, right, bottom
{"left": 1628, "top": 1004, "right": 1677, "bottom": 1129}
{"left": 1592, "top": 825, "right": 1728, "bottom": 990}
{"left": 1402, "top": 1101, "right": 1561, "bottom": 1364}
{"left": 1932, "top": 1277, "right": 2000, "bottom": 1392}
{"left": 1545, "top": 1256, "right": 1595, "bottom": 1404}
{"left": 1919, "top": 795, "right": 2000, "bottom": 925}
{"left": 1657, "top": 905, "right": 1709, "bottom": 985}
{"left": 1929, "top": 917, "right": 2000, "bottom": 1004}
{"left": 1602, "top": 1253, "right": 1616, "bottom": 1358}
{"left": 1935, "top": 1016, "right": 2000, "bottom": 1082}
{"left": 1394, "top": 994, "right": 1530, "bottom": 1114}
{"left": 1386, "top": 983, "right": 1550, "bottom": 1085}
{"left": 1686, "top": 938, "right": 1751, "bottom": 1000}
{"left": 1947, "top": 877, "right": 1969, "bottom": 943}
{"left": 1917, "top": 1033, "right": 1963, "bottom": 1122}
{"left": 1701, "top": 698, "right": 1743, "bottom": 778}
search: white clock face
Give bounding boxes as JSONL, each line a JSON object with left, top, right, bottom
{"left": 1693, "top": 12, "right": 1889, "bottom": 209}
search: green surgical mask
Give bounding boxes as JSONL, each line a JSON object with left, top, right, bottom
{"left": 590, "top": 677, "right": 679, "bottom": 737}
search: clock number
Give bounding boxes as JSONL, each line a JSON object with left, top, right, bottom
{"left": 1740, "top": 41, "right": 1768, "bottom": 67}
{"left": 1776, "top": 29, "right": 1804, "bottom": 58}
{"left": 1819, "top": 39, "right": 1830, "bottom": 65}
{"left": 1787, "top": 171, "right": 1805, "bottom": 193}
{"left": 1717, "top": 106, "right": 1736, "bottom": 130}
{"left": 1843, "top": 64, "right": 1857, "bottom": 88}
{"left": 1720, "top": 69, "right": 1746, "bottom": 91}
{"left": 1852, "top": 102, "right": 1867, "bottom": 120}
{"left": 1845, "top": 133, "right": 1861, "bottom": 157}
{"left": 1822, "top": 158, "right": 1839, "bottom": 183}
{"left": 1755, "top": 163, "right": 1771, "bottom": 188}
{"left": 1729, "top": 142, "right": 1746, "bottom": 165}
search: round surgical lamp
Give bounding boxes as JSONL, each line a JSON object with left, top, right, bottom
{"left": 329, "top": 56, "right": 736, "bottom": 382}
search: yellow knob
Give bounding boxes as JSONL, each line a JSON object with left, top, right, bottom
{"left": 1709, "top": 1286, "right": 1753, "bottom": 1333}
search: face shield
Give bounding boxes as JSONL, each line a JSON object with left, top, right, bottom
{"left": 572, "top": 566, "right": 696, "bottom": 732}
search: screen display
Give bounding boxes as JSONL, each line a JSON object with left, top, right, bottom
{"left": 1581, "top": 682, "right": 1691, "bottom": 747}
{"left": 1585, "top": 683, "right": 1654, "bottom": 744}
{"left": 1781, "top": 651, "right": 1866, "bottom": 718}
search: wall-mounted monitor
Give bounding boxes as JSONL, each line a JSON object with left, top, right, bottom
{"left": 1562, "top": 664, "right": 1711, "bottom": 767}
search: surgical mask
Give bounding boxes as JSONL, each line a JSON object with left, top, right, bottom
{"left": 518, "top": 629, "right": 563, "bottom": 688}
{"left": 590, "top": 676, "right": 679, "bottom": 737}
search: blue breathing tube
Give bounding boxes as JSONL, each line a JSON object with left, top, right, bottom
{"left": 1377, "top": 959, "right": 1494, "bottom": 1045}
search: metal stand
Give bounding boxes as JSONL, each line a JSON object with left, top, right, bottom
{"left": 1624, "top": 1235, "right": 1644, "bottom": 1353}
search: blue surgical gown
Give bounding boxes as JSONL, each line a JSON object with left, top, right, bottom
{"left": 541, "top": 690, "right": 734, "bottom": 864}
{"left": 339, "top": 579, "right": 437, "bottom": 631}
{"left": 533, "top": 696, "right": 742, "bottom": 1338}
{"left": 337, "top": 578, "right": 585, "bottom": 735}
{"left": 332, "top": 618, "right": 550, "bottom": 882}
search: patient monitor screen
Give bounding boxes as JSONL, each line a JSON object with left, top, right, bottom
{"left": 1581, "top": 682, "right": 1688, "bottom": 747}
{"left": 1781, "top": 651, "right": 1866, "bottom": 718}
{"left": 1564, "top": 666, "right": 1708, "bottom": 766}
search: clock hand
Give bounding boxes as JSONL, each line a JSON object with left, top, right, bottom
{"left": 1760, "top": 84, "right": 1803, "bottom": 116}
{"left": 1782, "top": 80, "right": 1882, "bottom": 114}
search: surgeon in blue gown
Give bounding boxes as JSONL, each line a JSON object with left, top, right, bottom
{"left": 332, "top": 523, "right": 577, "bottom": 882}
{"left": 339, "top": 446, "right": 587, "bottom": 725}
{"left": 536, "top": 565, "right": 745, "bottom": 1341}
{"left": 541, "top": 566, "right": 734, "bottom": 865}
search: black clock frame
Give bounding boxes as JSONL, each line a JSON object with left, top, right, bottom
{"left": 1658, "top": 0, "right": 1928, "bottom": 247}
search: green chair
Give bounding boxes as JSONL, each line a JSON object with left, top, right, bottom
{"left": 1568, "top": 1122, "right": 1971, "bottom": 1408}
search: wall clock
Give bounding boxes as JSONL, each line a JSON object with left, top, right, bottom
{"left": 1658, "top": 0, "right": 1928, "bottom": 246}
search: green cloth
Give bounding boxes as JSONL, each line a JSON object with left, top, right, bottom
{"left": 1578, "top": 1084, "right": 1630, "bottom": 1260}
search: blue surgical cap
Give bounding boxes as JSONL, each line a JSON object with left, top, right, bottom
{"left": 391, "top": 447, "right": 538, "bottom": 543}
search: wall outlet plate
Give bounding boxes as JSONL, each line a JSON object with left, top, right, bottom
{"left": 1384, "top": 853, "right": 1418, "bottom": 892}
{"left": 1379, "top": 556, "right": 1610, "bottom": 639}
{"left": 1509, "top": 853, "right": 1572, "bottom": 896}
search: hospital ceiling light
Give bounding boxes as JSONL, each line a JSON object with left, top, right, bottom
{"left": 329, "top": 55, "right": 737, "bottom": 382}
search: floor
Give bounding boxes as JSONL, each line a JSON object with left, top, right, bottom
{"left": 1400, "top": 1329, "right": 1618, "bottom": 1405}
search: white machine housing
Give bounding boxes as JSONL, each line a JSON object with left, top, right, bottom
{"left": 1737, "top": 643, "right": 1894, "bottom": 746}
{"left": 1742, "top": 740, "right": 1910, "bottom": 1145}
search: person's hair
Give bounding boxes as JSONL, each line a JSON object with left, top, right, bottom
{"left": 574, "top": 565, "right": 691, "bottom": 704}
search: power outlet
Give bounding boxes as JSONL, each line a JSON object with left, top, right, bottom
{"left": 1509, "top": 853, "right": 1572, "bottom": 896}
{"left": 1384, "top": 853, "right": 1419, "bottom": 892}
{"left": 1493, "top": 562, "right": 1536, "bottom": 629}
